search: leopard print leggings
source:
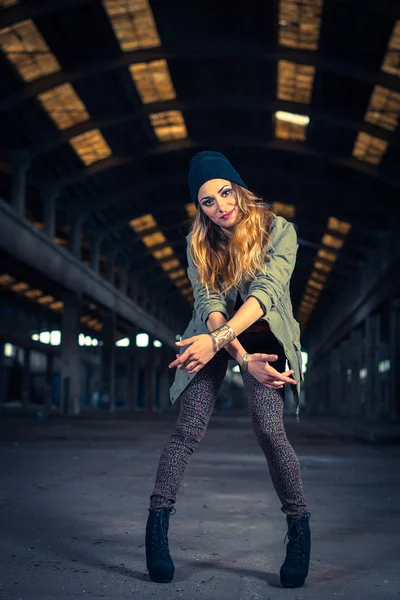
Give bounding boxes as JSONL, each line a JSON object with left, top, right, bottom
{"left": 150, "top": 334, "right": 308, "bottom": 518}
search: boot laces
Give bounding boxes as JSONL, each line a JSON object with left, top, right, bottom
{"left": 283, "top": 512, "right": 310, "bottom": 563}
{"left": 151, "top": 506, "right": 175, "bottom": 557}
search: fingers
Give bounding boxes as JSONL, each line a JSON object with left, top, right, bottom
{"left": 266, "top": 366, "right": 297, "bottom": 384}
{"left": 251, "top": 353, "right": 278, "bottom": 362}
{"left": 175, "top": 337, "right": 193, "bottom": 347}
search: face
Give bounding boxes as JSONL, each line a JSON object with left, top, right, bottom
{"left": 197, "top": 178, "right": 239, "bottom": 232}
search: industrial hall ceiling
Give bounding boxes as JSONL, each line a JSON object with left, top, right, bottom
{"left": 0, "top": 0, "right": 399, "bottom": 334}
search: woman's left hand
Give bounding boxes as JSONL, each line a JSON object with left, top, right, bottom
{"left": 168, "top": 334, "right": 216, "bottom": 373}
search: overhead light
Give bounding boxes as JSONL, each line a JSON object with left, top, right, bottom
{"left": 136, "top": 333, "right": 149, "bottom": 347}
{"left": 116, "top": 337, "right": 130, "bottom": 347}
{"left": 153, "top": 340, "right": 162, "bottom": 347}
{"left": 275, "top": 111, "right": 310, "bottom": 126}
{"left": 4, "top": 343, "right": 14, "bottom": 357}
{"left": 50, "top": 330, "right": 61, "bottom": 346}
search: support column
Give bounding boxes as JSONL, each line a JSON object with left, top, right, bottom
{"left": 61, "top": 293, "right": 81, "bottom": 416}
{"left": 11, "top": 151, "right": 30, "bottom": 217}
{"left": 43, "top": 191, "right": 58, "bottom": 240}
{"left": 106, "top": 250, "right": 117, "bottom": 286}
{"left": 45, "top": 354, "right": 54, "bottom": 411}
{"left": 145, "top": 345, "right": 155, "bottom": 411}
{"left": 68, "top": 213, "right": 85, "bottom": 260}
{"left": 21, "top": 348, "right": 31, "bottom": 407}
{"left": 119, "top": 265, "right": 128, "bottom": 295}
{"left": 102, "top": 311, "right": 116, "bottom": 412}
{"left": 389, "top": 298, "right": 400, "bottom": 422}
{"left": 89, "top": 236, "right": 102, "bottom": 273}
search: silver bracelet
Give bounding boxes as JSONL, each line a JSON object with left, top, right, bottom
{"left": 209, "top": 324, "right": 236, "bottom": 352}
{"left": 240, "top": 352, "right": 250, "bottom": 373}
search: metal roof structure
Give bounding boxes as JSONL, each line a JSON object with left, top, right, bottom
{"left": 0, "top": 0, "right": 399, "bottom": 334}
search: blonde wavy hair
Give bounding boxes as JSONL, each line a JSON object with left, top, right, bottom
{"left": 188, "top": 183, "right": 275, "bottom": 296}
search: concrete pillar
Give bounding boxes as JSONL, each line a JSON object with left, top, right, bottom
{"left": 61, "top": 292, "right": 81, "bottom": 415}
{"left": 11, "top": 151, "right": 30, "bottom": 217}
{"left": 43, "top": 192, "right": 58, "bottom": 240}
{"left": 68, "top": 213, "right": 85, "bottom": 260}
{"left": 365, "top": 314, "right": 379, "bottom": 419}
{"left": 89, "top": 236, "right": 102, "bottom": 273}
{"left": 45, "top": 353, "right": 54, "bottom": 411}
{"left": 21, "top": 347, "right": 31, "bottom": 407}
{"left": 389, "top": 298, "right": 400, "bottom": 422}
{"left": 145, "top": 346, "right": 155, "bottom": 411}
{"left": 119, "top": 266, "right": 128, "bottom": 295}
{"left": 102, "top": 311, "right": 116, "bottom": 412}
{"left": 106, "top": 251, "right": 117, "bottom": 286}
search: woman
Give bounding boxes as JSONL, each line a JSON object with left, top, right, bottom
{"left": 145, "top": 151, "right": 311, "bottom": 588}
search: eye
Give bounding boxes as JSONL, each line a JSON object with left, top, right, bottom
{"left": 222, "top": 188, "right": 231, "bottom": 197}
{"left": 203, "top": 199, "right": 214, "bottom": 207}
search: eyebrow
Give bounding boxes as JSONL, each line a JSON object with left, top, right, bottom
{"left": 200, "top": 184, "right": 230, "bottom": 203}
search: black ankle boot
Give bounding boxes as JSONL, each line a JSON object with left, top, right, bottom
{"left": 145, "top": 506, "right": 176, "bottom": 583}
{"left": 279, "top": 511, "right": 311, "bottom": 588}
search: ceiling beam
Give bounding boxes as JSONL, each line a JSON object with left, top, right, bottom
{"left": 0, "top": 0, "right": 92, "bottom": 28}
{"left": 34, "top": 138, "right": 400, "bottom": 193}
{"left": 1, "top": 43, "right": 399, "bottom": 113}
{"left": 29, "top": 96, "right": 400, "bottom": 158}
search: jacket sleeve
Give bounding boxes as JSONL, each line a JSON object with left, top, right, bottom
{"left": 186, "top": 237, "right": 228, "bottom": 323}
{"left": 247, "top": 220, "right": 298, "bottom": 315}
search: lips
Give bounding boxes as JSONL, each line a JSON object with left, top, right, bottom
{"left": 221, "top": 208, "right": 234, "bottom": 220}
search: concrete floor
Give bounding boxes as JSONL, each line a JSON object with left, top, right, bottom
{"left": 0, "top": 414, "right": 399, "bottom": 600}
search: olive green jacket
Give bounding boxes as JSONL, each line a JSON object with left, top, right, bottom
{"left": 169, "top": 215, "right": 304, "bottom": 420}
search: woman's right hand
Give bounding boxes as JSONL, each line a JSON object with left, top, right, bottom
{"left": 246, "top": 353, "right": 297, "bottom": 390}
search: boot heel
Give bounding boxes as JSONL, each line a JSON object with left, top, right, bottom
{"left": 279, "top": 512, "right": 311, "bottom": 588}
{"left": 145, "top": 506, "right": 176, "bottom": 583}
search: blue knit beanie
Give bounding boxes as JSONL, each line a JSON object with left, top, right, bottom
{"left": 188, "top": 151, "right": 248, "bottom": 206}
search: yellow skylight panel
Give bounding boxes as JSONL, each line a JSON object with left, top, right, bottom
{"left": 275, "top": 119, "right": 306, "bottom": 141}
{"left": 381, "top": 20, "right": 400, "bottom": 77}
{"left": 317, "top": 248, "right": 337, "bottom": 263}
{"left": 0, "top": 19, "right": 61, "bottom": 82}
{"left": 25, "top": 289, "right": 43, "bottom": 299}
{"left": 277, "top": 61, "right": 315, "bottom": 104}
{"left": 278, "top": 0, "right": 323, "bottom": 50}
{"left": 185, "top": 203, "right": 197, "bottom": 218}
{"left": 272, "top": 201, "right": 296, "bottom": 220}
{"left": 300, "top": 299, "right": 314, "bottom": 309}
{"left": 142, "top": 231, "right": 166, "bottom": 247}
{"left": 37, "top": 295, "right": 55, "bottom": 305}
{"left": 150, "top": 110, "right": 188, "bottom": 142}
{"left": 321, "top": 233, "right": 344, "bottom": 250}
{"left": 314, "top": 260, "right": 332, "bottom": 273}
{"left": 310, "top": 270, "right": 327, "bottom": 283}
{"left": 37, "top": 83, "right": 90, "bottom": 130}
{"left": 303, "top": 294, "right": 317, "bottom": 304}
{"left": 181, "top": 288, "right": 192, "bottom": 295}
{"left": 10, "top": 281, "right": 29, "bottom": 292}
{"left": 327, "top": 217, "right": 351, "bottom": 236}
{"left": 129, "top": 59, "right": 176, "bottom": 104}
{"left": 49, "top": 301, "right": 64, "bottom": 311}
{"left": 104, "top": 0, "right": 161, "bottom": 51}
{"left": 153, "top": 246, "right": 174, "bottom": 260}
{"left": 69, "top": 129, "right": 112, "bottom": 166}
{"left": 308, "top": 279, "right": 323, "bottom": 290}
{"left": 364, "top": 85, "right": 400, "bottom": 132}
{"left": 305, "top": 286, "right": 320, "bottom": 297}
{"left": 169, "top": 269, "right": 186, "bottom": 280}
{"left": 130, "top": 214, "right": 157, "bottom": 232}
{"left": 175, "top": 278, "right": 190, "bottom": 288}
{"left": 161, "top": 258, "right": 180, "bottom": 271}
{"left": 0, "top": 274, "right": 15, "bottom": 286}
{"left": 352, "top": 132, "right": 388, "bottom": 165}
